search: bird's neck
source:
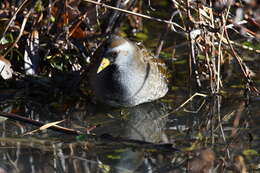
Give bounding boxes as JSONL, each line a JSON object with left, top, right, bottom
{"left": 129, "top": 50, "right": 146, "bottom": 73}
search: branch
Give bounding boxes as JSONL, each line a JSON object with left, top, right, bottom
{"left": 84, "top": 0, "right": 185, "bottom": 32}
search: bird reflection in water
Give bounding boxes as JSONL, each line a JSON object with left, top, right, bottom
{"left": 93, "top": 101, "right": 171, "bottom": 173}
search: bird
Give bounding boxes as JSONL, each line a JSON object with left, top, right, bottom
{"left": 89, "top": 35, "right": 168, "bottom": 107}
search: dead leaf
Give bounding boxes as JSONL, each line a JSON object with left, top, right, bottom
{"left": 233, "top": 155, "right": 247, "bottom": 173}
{"left": 39, "top": 120, "right": 65, "bottom": 130}
{"left": 24, "top": 120, "right": 65, "bottom": 135}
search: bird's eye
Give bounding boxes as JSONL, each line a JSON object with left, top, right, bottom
{"left": 108, "top": 52, "right": 117, "bottom": 58}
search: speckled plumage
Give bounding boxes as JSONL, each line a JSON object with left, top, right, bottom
{"left": 89, "top": 35, "right": 168, "bottom": 107}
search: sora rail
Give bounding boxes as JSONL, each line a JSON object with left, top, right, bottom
{"left": 89, "top": 35, "right": 168, "bottom": 107}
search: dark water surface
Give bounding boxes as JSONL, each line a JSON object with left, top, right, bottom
{"left": 0, "top": 80, "right": 260, "bottom": 172}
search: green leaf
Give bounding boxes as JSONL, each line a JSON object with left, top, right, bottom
{"left": 242, "top": 149, "right": 258, "bottom": 156}
{"left": 0, "top": 33, "right": 14, "bottom": 44}
{"left": 76, "top": 134, "right": 86, "bottom": 141}
{"left": 50, "top": 15, "right": 56, "bottom": 23}
{"left": 173, "top": 59, "right": 187, "bottom": 65}
{"left": 135, "top": 32, "right": 148, "bottom": 41}
{"left": 107, "top": 154, "right": 121, "bottom": 160}
{"left": 46, "top": 56, "right": 53, "bottom": 59}
{"left": 198, "top": 54, "right": 206, "bottom": 60}
{"left": 34, "top": 0, "right": 43, "bottom": 12}
{"left": 160, "top": 51, "right": 172, "bottom": 59}
{"left": 242, "top": 41, "right": 260, "bottom": 50}
{"left": 242, "top": 41, "right": 254, "bottom": 49}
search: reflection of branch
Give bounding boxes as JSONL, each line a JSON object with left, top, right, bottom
{"left": 0, "top": 111, "right": 80, "bottom": 135}
{"left": 231, "top": 102, "right": 245, "bottom": 137}
{"left": 0, "top": 111, "right": 178, "bottom": 152}
{"left": 97, "top": 134, "right": 179, "bottom": 152}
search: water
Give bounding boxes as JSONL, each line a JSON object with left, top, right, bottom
{"left": 0, "top": 77, "right": 260, "bottom": 172}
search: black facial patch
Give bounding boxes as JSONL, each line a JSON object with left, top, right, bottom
{"left": 105, "top": 51, "right": 118, "bottom": 63}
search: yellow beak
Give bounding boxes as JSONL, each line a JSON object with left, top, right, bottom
{"left": 97, "top": 58, "right": 110, "bottom": 74}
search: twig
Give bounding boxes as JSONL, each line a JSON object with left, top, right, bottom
{"left": 183, "top": 99, "right": 206, "bottom": 113}
{"left": 147, "top": 0, "right": 156, "bottom": 11}
{"left": 216, "top": 4, "right": 231, "bottom": 92}
{"left": 217, "top": 95, "right": 230, "bottom": 158}
{"left": 68, "top": 11, "right": 88, "bottom": 38}
{"left": 155, "top": 11, "right": 178, "bottom": 57}
{"left": 83, "top": 0, "right": 185, "bottom": 32}
{"left": 24, "top": 120, "right": 65, "bottom": 135}
{"left": 0, "top": 0, "right": 30, "bottom": 40}
{"left": 4, "top": 8, "right": 33, "bottom": 57}
{"left": 225, "top": 20, "right": 247, "bottom": 29}
{"left": 161, "top": 93, "right": 208, "bottom": 119}
{"left": 189, "top": 35, "right": 202, "bottom": 88}
{"left": 186, "top": 0, "right": 202, "bottom": 88}
{"left": 231, "top": 41, "right": 260, "bottom": 54}
{"left": 224, "top": 28, "right": 260, "bottom": 94}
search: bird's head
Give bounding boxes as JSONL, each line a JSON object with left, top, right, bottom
{"left": 97, "top": 35, "right": 141, "bottom": 73}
